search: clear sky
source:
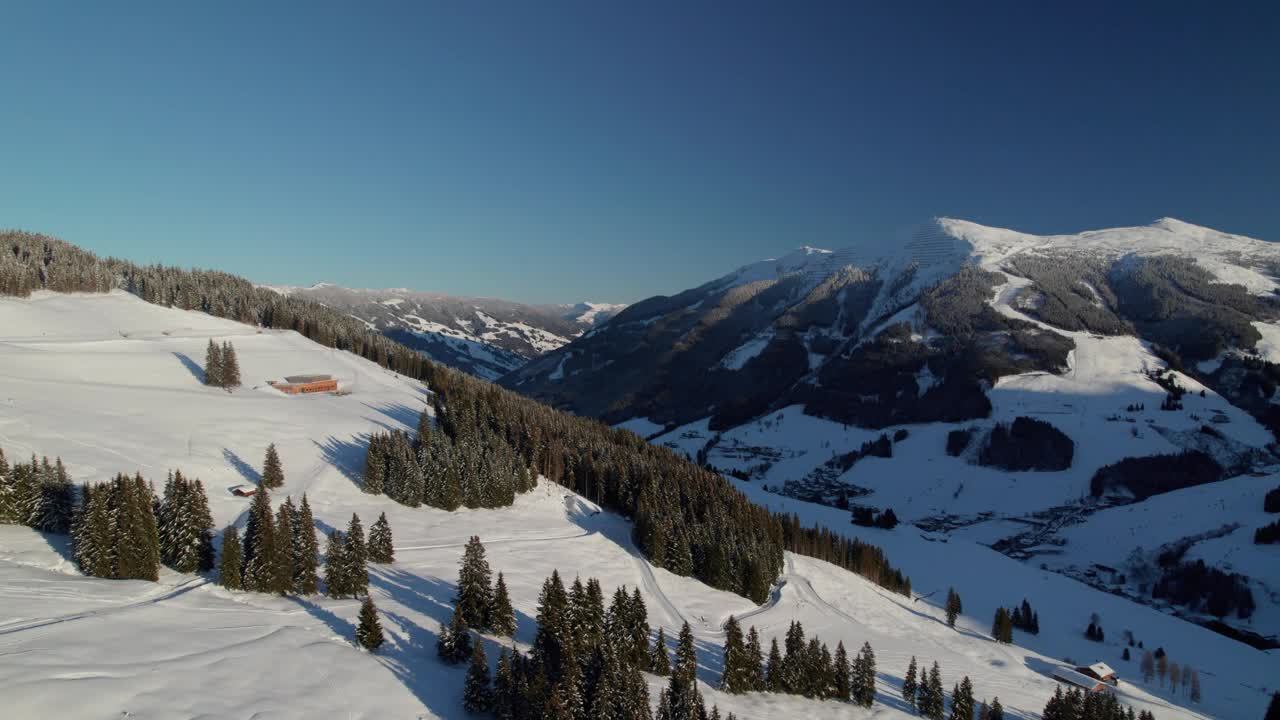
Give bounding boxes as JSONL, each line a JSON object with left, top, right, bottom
{"left": 2, "top": 2, "right": 1277, "bottom": 304}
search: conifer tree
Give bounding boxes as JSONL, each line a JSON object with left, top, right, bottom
{"left": 950, "top": 676, "right": 974, "bottom": 720}
{"left": 273, "top": 498, "right": 296, "bottom": 594}
{"left": 745, "top": 626, "right": 765, "bottom": 691}
{"left": 457, "top": 536, "right": 494, "bottom": 630}
{"left": 1190, "top": 669, "right": 1201, "bottom": 703}
{"left": 1265, "top": 692, "right": 1279, "bottom": 720}
{"left": 0, "top": 448, "right": 14, "bottom": 525}
{"left": 625, "top": 587, "right": 651, "bottom": 667}
{"left": 439, "top": 608, "right": 473, "bottom": 664}
{"left": 903, "top": 656, "right": 919, "bottom": 712}
{"left": 533, "top": 570, "right": 571, "bottom": 681}
{"left": 261, "top": 443, "right": 284, "bottom": 489}
{"left": 241, "top": 485, "right": 276, "bottom": 592}
{"left": 324, "top": 530, "right": 349, "bottom": 598}
{"left": 36, "top": 457, "right": 74, "bottom": 534}
{"left": 362, "top": 434, "right": 386, "bottom": 495}
{"left": 660, "top": 622, "right": 706, "bottom": 720}
{"left": 765, "top": 637, "right": 784, "bottom": 693}
{"left": 356, "top": 595, "right": 385, "bottom": 650}
{"left": 989, "top": 697, "right": 1005, "bottom": 720}
{"left": 204, "top": 339, "right": 223, "bottom": 387}
{"left": 781, "top": 620, "right": 806, "bottom": 694}
{"left": 991, "top": 608, "right": 1013, "bottom": 643}
{"left": 545, "top": 683, "right": 573, "bottom": 720}
{"left": 919, "top": 661, "right": 944, "bottom": 720}
{"left": 218, "top": 525, "right": 243, "bottom": 590}
{"left": 292, "top": 494, "right": 319, "bottom": 594}
{"left": 834, "top": 641, "right": 852, "bottom": 701}
{"left": 493, "top": 648, "right": 515, "bottom": 720}
{"left": 344, "top": 513, "right": 368, "bottom": 596}
{"left": 464, "top": 639, "right": 493, "bottom": 712}
{"left": 853, "top": 641, "right": 876, "bottom": 707}
{"left": 945, "top": 588, "right": 962, "bottom": 628}
{"left": 221, "top": 341, "right": 241, "bottom": 388}
{"left": 489, "top": 572, "right": 517, "bottom": 637}
{"left": 719, "top": 615, "right": 751, "bottom": 693}
{"left": 367, "top": 512, "right": 394, "bottom": 564}
{"left": 13, "top": 461, "right": 40, "bottom": 528}
{"left": 650, "top": 627, "right": 672, "bottom": 676}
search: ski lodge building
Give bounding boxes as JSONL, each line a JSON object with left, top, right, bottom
{"left": 1052, "top": 667, "right": 1109, "bottom": 694}
{"left": 270, "top": 374, "right": 338, "bottom": 394}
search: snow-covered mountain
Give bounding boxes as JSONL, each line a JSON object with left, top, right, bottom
{"left": 508, "top": 217, "right": 1280, "bottom": 647}
{"left": 267, "top": 283, "right": 624, "bottom": 380}
{"left": 2, "top": 289, "right": 1271, "bottom": 719}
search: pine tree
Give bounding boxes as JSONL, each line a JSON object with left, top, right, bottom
{"left": 13, "top": 461, "right": 40, "bottom": 528}
{"left": 533, "top": 570, "right": 570, "bottom": 681}
{"left": 781, "top": 620, "right": 805, "bottom": 694}
{"left": 745, "top": 626, "right": 765, "bottom": 691}
{"left": 367, "top": 512, "right": 394, "bottom": 563}
{"left": 903, "top": 656, "right": 919, "bottom": 712}
{"left": 493, "top": 648, "right": 515, "bottom": 720}
{"left": 950, "top": 676, "right": 974, "bottom": 720}
{"left": 661, "top": 622, "right": 706, "bottom": 720}
{"left": 719, "top": 615, "right": 750, "bottom": 693}
{"left": 204, "top": 338, "right": 223, "bottom": 387}
{"left": 919, "top": 661, "right": 944, "bottom": 720}
{"left": 650, "top": 626, "right": 672, "bottom": 676}
{"left": 991, "top": 608, "right": 1013, "bottom": 643}
{"left": 362, "top": 434, "right": 386, "bottom": 495}
{"left": 273, "top": 497, "right": 296, "bottom": 594}
{"left": 439, "top": 608, "right": 473, "bottom": 664}
{"left": 356, "top": 595, "right": 385, "bottom": 650}
{"left": 241, "top": 485, "right": 276, "bottom": 592}
{"left": 36, "top": 457, "right": 74, "bottom": 534}
{"left": 853, "top": 641, "right": 876, "bottom": 707}
{"left": 221, "top": 341, "right": 241, "bottom": 388}
{"left": 456, "top": 536, "right": 494, "bottom": 630}
{"left": 1264, "top": 692, "right": 1279, "bottom": 720}
{"left": 261, "top": 444, "right": 284, "bottom": 489}
{"left": 626, "top": 588, "right": 651, "bottom": 668}
{"left": 0, "top": 448, "right": 15, "bottom": 525}
{"left": 1140, "top": 651, "right": 1154, "bottom": 683}
{"left": 218, "top": 525, "right": 243, "bottom": 590}
{"left": 344, "top": 513, "right": 368, "bottom": 596}
{"left": 464, "top": 639, "right": 493, "bottom": 712}
{"left": 945, "top": 588, "right": 962, "bottom": 628}
{"left": 324, "top": 530, "right": 349, "bottom": 598}
{"left": 765, "top": 637, "right": 784, "bottom": 692}
{"left": 989, "top": 697, "right": 1004, "bottom": 720}
{"left": 833, "top": 641, "right": 852, "bottom": 701}
{"left": 1190, "top": 669, "right": 1201, "bottom": 703}
{"left": 292, "top": 494, "right": 319, "bottom": 594}
{"left": 489, "top": 572, "right": 517, "bottom": 637}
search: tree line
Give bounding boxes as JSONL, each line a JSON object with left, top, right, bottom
{"left": 0, "top": 448, "right": 74, "bottom": 534}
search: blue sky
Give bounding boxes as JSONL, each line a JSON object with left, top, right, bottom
{"left": 2, "top": 2, "right": 1276, "bottom": 303}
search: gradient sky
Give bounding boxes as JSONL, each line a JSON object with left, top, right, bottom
{"left": 2, "top": 2, "right": 1277, "bottom": 304}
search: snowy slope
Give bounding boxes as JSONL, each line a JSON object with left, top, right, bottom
{"left": 0, "top": 291, "right": 1266, "bottom": 718}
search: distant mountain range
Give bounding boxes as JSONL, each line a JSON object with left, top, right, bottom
{"left": 263, "top": 283, "right": 624, "bottom": 380}
{"left": 499, "top": 217, "right": 1280, "bottom": 643}
{"left": 502, "top": 217, "right": 1280, "bottom": 432}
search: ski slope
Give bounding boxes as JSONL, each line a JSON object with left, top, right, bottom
{"left": 0, "top": 291, "right": 1271, "bottom": 719}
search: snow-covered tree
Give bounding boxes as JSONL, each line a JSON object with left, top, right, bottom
{"left": 367, "top": 512, "right": 394, "bottom": 564}
{"left": 261, "top": 444, "right": 284, "bottom": 489}
{"left": 356, "top": 596, "right": 385, "bottom": 651}
{"left": 463, "top": 640, "right": 492, "bottom": 712}
{"left": 489, "top": 572, "right": 516, "bottom": 638}
{"left": 218, "top": 525, "right": 243, "bottom": 590}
